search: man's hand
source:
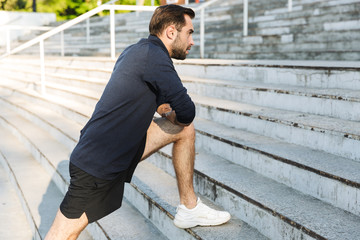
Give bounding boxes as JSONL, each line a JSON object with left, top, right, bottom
{"left": 157, "top": 103, "right": 172, "bottom": 117}
{"left": 157, "top": 103, "right": 189, "bottom": 126}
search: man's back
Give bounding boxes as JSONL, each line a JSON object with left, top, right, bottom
{"left": 70, "top": 35, "right": 195, "bottom": 180}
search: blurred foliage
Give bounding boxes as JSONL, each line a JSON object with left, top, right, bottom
{"left": 0, "top": 0, "right": 160, "bottom": 21}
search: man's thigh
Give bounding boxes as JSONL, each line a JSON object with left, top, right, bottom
{"left": 141, "top": 118, "right": 185, "bottom": 160}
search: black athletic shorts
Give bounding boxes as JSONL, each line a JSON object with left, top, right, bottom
{"left": 60, "top": 162, "right": 128, "bottom": 223}
{"left": 60, "top": 135, "right": 146, "bottom": 223}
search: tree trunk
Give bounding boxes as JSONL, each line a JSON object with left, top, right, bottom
{"left": 32, "top": 0, "right": 36, "bottom": 12}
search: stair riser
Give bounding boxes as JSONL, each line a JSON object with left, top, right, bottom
{"left": 208, "top": 51, "right": 360, "bottom": 61}
{"left": 3, "top": 56, "right": 115, "bottom": 70}
{"left": 46, "top": 75, "right": 107, "bottom": 92}
{"left": 195, "top": 103, "right": 360, "bottom": 162}
{"left": 184, "top": 82, "right": 360, "bottom": 121}
{"left": 44, "top": 58, "right": 115, "bottom": 69}
{"left": 45, "top": 86, "right": 99, "bottom": 107}
{"left": 194, "top": 131, "right": 360, "bottom": 216}
{"left": 46, "top": 66, "right": 111, "bottom": 80}
{"left": 176, "top": 64, "right": 360, "bottom": 90}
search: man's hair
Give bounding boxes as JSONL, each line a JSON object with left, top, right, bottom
{"left": 149, "top": 4, "right": 195, "bottom": 37}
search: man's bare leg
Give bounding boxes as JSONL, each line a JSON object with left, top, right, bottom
{"left": 141, "top": 118, "right": 197, "bottom": 208}
{"left": 142, "top": 118, "right": 231, "bottom": 229}
{"left": 45, "top": 210, "right": 88, "bottom": 240}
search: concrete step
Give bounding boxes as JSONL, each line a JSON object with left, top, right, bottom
{"left": 174, "top": 59, "right": 360, "bottom": 90}
{"left": 0, "top": 163, "right": 33, "bottom": 240}
{"left": 147, "top": 130, "right": 360, "bottom": 240}
{"left": 204, "top": 51, "right": 360, "bottom": 62}
{"left": 182, "top": 76, "right": 360, "bottom": 121}
{"left": 0, "top": 102, "right": 169, "bottom": 240}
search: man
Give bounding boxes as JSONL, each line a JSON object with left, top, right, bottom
{"left": 45, "top": 4, "right": 230, "bottom": 240}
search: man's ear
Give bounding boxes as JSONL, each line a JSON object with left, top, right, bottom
{"left": 165, "top": 25, "right": 177, "bottom": 41}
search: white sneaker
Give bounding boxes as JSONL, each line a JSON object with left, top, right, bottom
{"left": 174, "top": 198, "right": 231, "bottom": 229}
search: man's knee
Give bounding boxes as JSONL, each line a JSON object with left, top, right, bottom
{"left": 180, "top": 123, "right": 195, "bottom": 141}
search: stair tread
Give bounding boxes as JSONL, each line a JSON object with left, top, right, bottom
{"left": 46, "top": 82, "right": 102, "bottom": 99}
{"left": 0, "top": 163, "right": 33, "bottom": 240}
{"left": 175, "top": 58, "right": 360, "bottom": 69}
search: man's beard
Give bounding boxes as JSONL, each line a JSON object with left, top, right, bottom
{"left": 171, "top": 36, "right": 189, "bottom": 60}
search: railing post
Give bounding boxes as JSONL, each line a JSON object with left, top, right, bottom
{"left": 86, "top": 18, "right": 90, "bottom": 43}
{"left": 243, "top": 0, "right": 248, "bottom": 36}
{"left": 110, "top": 8, "right": 116, "bottom": 60}
{"left": 288, "top": 0, "right": 293, "bottom": 12}
{"left": 6, "top": 28, "right": 11, "bottom": 53}
{"left": 60, "top": 30, "right": 64, "bottom": 57}
{"left": 39, "top": 40, "right": 46, "bottom": 95}
{"left": 200, "top": 8, "right": 205, "bottom": 59}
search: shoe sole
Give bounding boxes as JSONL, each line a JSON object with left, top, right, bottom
{"left": 174, "top": 215, "right": 231, "bottom": 229}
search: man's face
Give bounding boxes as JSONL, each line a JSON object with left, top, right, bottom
{"left": 171, "top": 14, "right": 194, "bottom": 60}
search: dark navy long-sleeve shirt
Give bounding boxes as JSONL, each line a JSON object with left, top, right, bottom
{"left": 70, "top": 35, "right": 195, "bottom": 180}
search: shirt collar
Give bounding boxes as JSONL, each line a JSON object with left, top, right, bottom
{"left": 148, "top": 34, "right": 170, "bottom": 58}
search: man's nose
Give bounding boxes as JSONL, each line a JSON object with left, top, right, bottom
{"left": 189, "top": 36, "right": 195, "bottom": 46}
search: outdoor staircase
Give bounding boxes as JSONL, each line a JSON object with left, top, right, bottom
{"left": 1, "top": 0, "right": 360, "bottom": 239}
{"left": 5, "top": 0, "right": 360, "bottom": 60}
{"left": 0, "top": 54, "right": 360, "bottom": 240}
